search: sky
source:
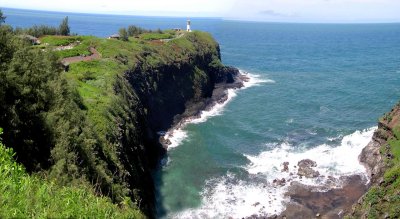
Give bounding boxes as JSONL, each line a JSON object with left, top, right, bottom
{"left": 1, "top": 0, "right": 400, "bottom": 23}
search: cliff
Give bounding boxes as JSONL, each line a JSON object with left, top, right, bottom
{"left": 0, "top": 28, "right": 241, "bottom": 218}
{"left": 348, "top": 103, "right": 400, "bottom": 218}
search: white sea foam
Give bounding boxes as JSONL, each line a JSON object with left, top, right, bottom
{"left": 164, "top": 128, "right": 188, "bottom": 149}
{"left": 285, "top": 118, "right": 294, "bottom": 124}
{"left": 190, "top": 89, "right": 238, "bottom": 124}
{"left": 242, "top": 71, "right": 275, "bottom": 88}
{"left": 245, "top": 127, "right": 376, "bottom": 185}
{"left": 164, "top": 71, "right": 272, "bottom": 150}
{"left": 174, "top": 173, "right": 287, "bottom": 219}
{"left": 172, "top": 127, "right": 376, "bottom": 218}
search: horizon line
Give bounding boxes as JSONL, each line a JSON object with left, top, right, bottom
{"left": 2, "top": 6, "right": 400, "bottom": 25}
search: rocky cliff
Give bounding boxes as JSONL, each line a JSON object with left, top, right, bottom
{"left": 348, "top": 103, "right": 400, "bottom": 218}
{"left": 113, "top": 33, "right": 243, "bottom": 216}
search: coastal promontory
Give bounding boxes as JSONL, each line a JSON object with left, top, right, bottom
{"left": 0, "top": 23, "right": 242, "bottom": 218}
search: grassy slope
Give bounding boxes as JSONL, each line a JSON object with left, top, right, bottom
{"left": 348, "top": 103, "right": 400, "bottom": 218}
{"left": 57, "top": 31, "right": 218, "bottom": 141}
{"left": 0, "top": 128, "right": 144, "bottom": 218}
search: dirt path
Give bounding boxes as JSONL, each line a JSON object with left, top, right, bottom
{"left": 62, "top": 47, "right": 101, "bottom": 65}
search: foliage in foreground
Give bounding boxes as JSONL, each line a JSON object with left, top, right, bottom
{"left": 0, "top": 128, "right": 144, "bottom": 219}
{"left": 0, "top": 22, "right": 146, "bottom": 215}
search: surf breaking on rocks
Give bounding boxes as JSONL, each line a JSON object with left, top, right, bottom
{"left": 172, "top": 127, "right": 376, "bottom": 218}
{"left": 162, "top": 71, "right": 274, "bottom": 150}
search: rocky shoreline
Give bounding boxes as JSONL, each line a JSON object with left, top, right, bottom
{"left": 347, "top": 104, "right": 400, "bottom": 218}
{"left": 155, "top": 65, "right": 396, "bottom": 218}
{"left": 242, "top": 158, "right": 369, "bottom": 219}
{"left": 160, "top": 68, "right": 249, "bottom": 148}
{"left": 265, "top": 107, "right": 399, "bottom": 219}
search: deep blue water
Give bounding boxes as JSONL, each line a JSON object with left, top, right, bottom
{"left": 3, "top": 7, "right": 400, "bottom": 218}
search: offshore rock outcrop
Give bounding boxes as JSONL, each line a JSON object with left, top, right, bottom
{"left": 297, "top": 159, "right": 320, "bottom": 178}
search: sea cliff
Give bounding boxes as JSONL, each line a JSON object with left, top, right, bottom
{"left": 348, "top": 103, "right": 400, "bottom": 218}
{"left": 0, "top": 27, "right": 242, "bottom": 218}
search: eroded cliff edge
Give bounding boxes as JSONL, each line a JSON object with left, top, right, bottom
{"left": 86, "top": 32, "right": 244, "bottom": 216}
{"left": 117, "top": 33, "right": 244, "bottom": 215}
{"left": 347, "top": 103, "right": 400, "bottom": 218}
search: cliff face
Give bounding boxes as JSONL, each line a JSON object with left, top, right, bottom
{"left": 88, "top": 32, "right": 240, "bottom": 217}
{"left": 348, "top": 103, "right": 400, "bottom": 218}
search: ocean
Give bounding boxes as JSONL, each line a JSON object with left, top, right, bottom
{"left": 3, "top": 7, "right": 400, "bottom": 218}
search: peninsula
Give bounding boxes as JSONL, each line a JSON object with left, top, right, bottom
{"left": 0, "top": 16, "right": 244, "bottom": 218}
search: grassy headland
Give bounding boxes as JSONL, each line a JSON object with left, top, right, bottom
{"left": 0, "top": 12, "right": 225, "bottom": 218}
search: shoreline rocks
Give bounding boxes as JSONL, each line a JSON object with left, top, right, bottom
{"left": 160, "top": 69, "right": 248, "bottom": 149}
{"left": 297, "top": 159, "right": 320, "bottom": 178}
{"left": 281, "top": 162, "right": 289, "bottom": 172}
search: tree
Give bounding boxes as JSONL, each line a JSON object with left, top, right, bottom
{"left": 59, "top": 16, "right": 70, "bottom": 36}
{"left": 127, "top": 25, "right": 138, "bottom": 37}
{"left": 119, "top": 28, "right": 128, "bottom": 41}
{"left": 0, "top": 9, "right": 6, "bottom": 24}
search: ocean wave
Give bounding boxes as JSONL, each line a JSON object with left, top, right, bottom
{"left": 172, "top": 127, "right": 376, "bottom": 218}
{"left": 164, "top": 71, "right": 273, "bottom": 150}
{"left": 242, "top": 71, "right": 275, "bottom": 88}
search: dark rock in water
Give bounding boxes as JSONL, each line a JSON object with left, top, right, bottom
{"left": 297, "top": 159, "right": 320, "bottom": 178}
{"left": 273, "top": 178, "right": 286, "bottom": 186}
{"left": 282, "top": 162, "right": 289, "bottom": 172}
{"left": 159, "top": 137, "right": 171, "bottom": 147}
{"left": 298, "top": 159, "right": 317, "bottom": 168}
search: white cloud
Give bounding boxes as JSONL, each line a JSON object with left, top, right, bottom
{"left": 0, "top": 0, "right": 399, "bottom": 22}
{"left": 226, "top": 0, "right": 400, "bottom": 22}
{"left": 0, "top": 0, "right": 234, "bottom": 16}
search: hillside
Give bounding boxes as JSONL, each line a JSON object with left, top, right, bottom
{"left": 348, "top": 103, "right": 400, "bottom": 218}
{"left": 0, "top": 24, "right": 240, "bottom": 218}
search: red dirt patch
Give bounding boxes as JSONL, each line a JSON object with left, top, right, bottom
{"left": 62, "top": 47, "right": 100, "bottom": 65}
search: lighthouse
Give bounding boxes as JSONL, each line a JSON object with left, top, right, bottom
{"left": 186, "top": 19, "right": 191, "bottom": 32}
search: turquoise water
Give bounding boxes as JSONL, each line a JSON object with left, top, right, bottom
{"left": 158, "top": 23, "right": 400, "bottom": 218}
{"left": 3, "top": 8, "right": 400, "bottom": 218}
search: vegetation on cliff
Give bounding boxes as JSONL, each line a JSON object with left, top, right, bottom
{"left": 349, "top": 102, "right": 400, "bottom": 218}
{"left": 0, "top": 9, "right": 228, "bottom": 217}
{"left": 0, "top": 128, "right": 144, "bottom": 218}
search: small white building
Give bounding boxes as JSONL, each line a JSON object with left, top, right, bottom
{"left": 108, "top": 34, "right": 120, "bottom": 40}
{"left": 187, "top": 19, "right": 191, "bottom": 32}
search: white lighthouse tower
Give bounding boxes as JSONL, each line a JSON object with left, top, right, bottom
{"left": 186, "top": 19, "right": 191, "bottom": 32}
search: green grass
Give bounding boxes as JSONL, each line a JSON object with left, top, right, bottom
{"left": 40, "top": 35, "right": 87, "bottom": 46}
{"left": 66, "top": 59, "right": 125, "bottom": 137}
{"left": 55, "top": 43, "right": 91, "bottom": 58}
{"left": 0, "top": 128, "right": 144, "bottom": 219}
{"left": 140, "top": 32, "right": 174, "bottom": 40}
{"left": 351, "top": 118, "right": 400, "bottom": 218}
